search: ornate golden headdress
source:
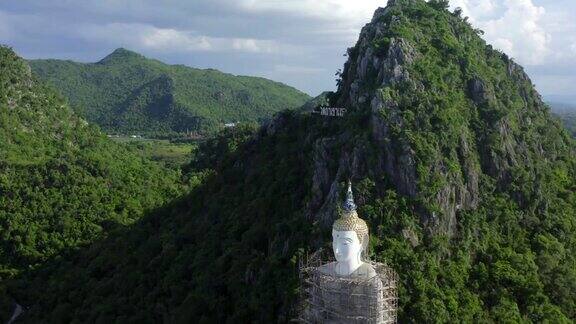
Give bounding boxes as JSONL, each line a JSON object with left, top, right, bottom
{"left": 333, "top": 181, "right": 369, "bottom": 246}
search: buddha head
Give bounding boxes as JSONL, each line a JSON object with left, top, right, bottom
{"left": 332, "top": 181, "right": 369, "bottom": 265}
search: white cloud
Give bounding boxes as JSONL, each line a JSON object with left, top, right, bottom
{"left": 571, "top": 43, "right": 576, "bottom": 56}
{"left": 451, "top": 0, "right": 550, "bottom": 65}
{"left": 142, "top": 28, "right": 213, "bottom": 51}
{"left": 493, "top": 38, "right": 514, "bottom": 54}
{"left": 76, "top": 23, "right": 279, "bottom": 54}
{"left": 237, "top": 0, "right": 382, "bottom": 21}
{"left": 449, "top": 0, "right": 498, "bottom": 20}
{"left": 231, "top": 38, "right": 277, "bottom": 53}
{"left": 235, "top": 0, "right": 384, "bottom": 41}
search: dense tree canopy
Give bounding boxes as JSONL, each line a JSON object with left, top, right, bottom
{"left": 0, "top": 46, "right": 190, "bottom": 322}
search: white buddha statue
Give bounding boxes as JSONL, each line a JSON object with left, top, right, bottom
{"left": 305, "top": 181, "right": 389, "bottom": 323}
{"left": 317, "top": 182, "right": 377, "bottom": 279}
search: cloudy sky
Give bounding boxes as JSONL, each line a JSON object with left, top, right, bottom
{"left": 0, "top": 0, "right": 575, "bottom": 103}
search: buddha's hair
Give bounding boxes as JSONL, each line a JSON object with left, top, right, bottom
{"left": 333, "top": 180, "right": 371, "bottom": 260}
{"left": 333, "top": 209, "right": 370, "bottom": 259}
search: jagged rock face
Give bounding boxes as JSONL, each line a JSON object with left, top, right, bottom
{"left": 320, "top": 4, "right": 478, "bottom": 236}
{"left": 308, "top": 0, "right": 573, "bottom": 237}
{"left": 305, "top": 135, "right": 370, "bottom": 227}
{"left": 304, "top": 9, "right": 423, "bottom": 233}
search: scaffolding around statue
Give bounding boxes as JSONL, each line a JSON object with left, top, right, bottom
{"left": 295, "top": 249, "right": 398, "bottom": 323}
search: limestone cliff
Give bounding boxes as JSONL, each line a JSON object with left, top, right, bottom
{"left": 304, "top": 0, "right": 574, "bottom": 238}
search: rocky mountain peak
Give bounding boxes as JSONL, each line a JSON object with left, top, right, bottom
{"left": 307, "top": 0, "right": 574, "bottom": 237}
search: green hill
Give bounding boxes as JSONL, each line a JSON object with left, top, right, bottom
{"left": 7, "top": 0, "right": 576, "bottom": 322}
{"left": 0, "top": 45, "right": 190, "bottom": 320}
{"left": 28, "top": 48, "right": 311, "bottom": 136}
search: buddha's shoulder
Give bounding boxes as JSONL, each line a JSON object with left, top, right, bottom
{"left": 316, "top": 262, "right": 378, "bottom": 279}
{"left": 317, "top": 262, "right": 337, "bottom": 275}
{"left": 353, "top": 262, "right": 378, "bottom": 279}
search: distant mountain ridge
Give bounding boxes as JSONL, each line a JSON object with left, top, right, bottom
{"left": 549, "top": 101, "right": 576, "bottom": 112}
{"left": 28, "top": 48, "right": 311, "bottom": 135}
{"left": 549, "top": 102, "right": 576, "bottom": 138}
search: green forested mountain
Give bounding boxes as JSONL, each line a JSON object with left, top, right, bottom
{"left": 28, "top": 49, "right": 310, "bottom": 136}
{"left": 7, "top": 0, "right": 576, "bottom": 323}
{"left": 0, "top": 46, "right": 190, "bottom": 320}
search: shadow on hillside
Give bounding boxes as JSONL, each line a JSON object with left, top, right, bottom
{"left": 5, "top": 180, "right": 207, "bottom": 323}
{"left": 4, "top": 111, "right": 356, "bottom": 323}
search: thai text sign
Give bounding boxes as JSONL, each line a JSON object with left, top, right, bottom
{"left": 319, "top": 107, "right": 347, "bottom": 117}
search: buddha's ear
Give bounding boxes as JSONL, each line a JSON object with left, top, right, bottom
{"left": 360, "top": 234, "right": 369, "bottom": 258}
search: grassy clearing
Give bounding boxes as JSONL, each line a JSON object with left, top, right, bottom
{"left": 110, "top": 136, "right": 197, "bottom": 168}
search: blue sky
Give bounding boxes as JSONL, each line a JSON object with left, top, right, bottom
{"left": 0, "top": 0, "right": 574, "bottom": 103}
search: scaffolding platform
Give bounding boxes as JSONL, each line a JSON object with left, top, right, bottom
{"left": 294, "top": 249, "right": 398, "bottom": 324}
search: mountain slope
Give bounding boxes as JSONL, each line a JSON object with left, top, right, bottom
{"left": 0, "top": 45, "right": 187, "bottom": 296}
{"left": 9, "top": 0, "right": 576, "bottom": 322}
{"left": 28, "top": 49, "right": 311, "bottom": 135}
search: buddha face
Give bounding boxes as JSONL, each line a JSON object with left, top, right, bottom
{"left": 332, "top": 229, "right": 363, "bottom": 263}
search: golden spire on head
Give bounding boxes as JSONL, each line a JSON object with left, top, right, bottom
{"left": 333, "top": 180, "right": 369, "bottom": 246}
